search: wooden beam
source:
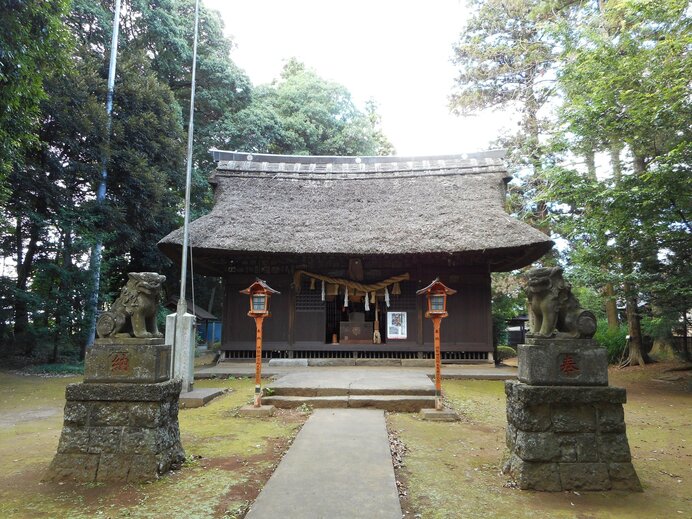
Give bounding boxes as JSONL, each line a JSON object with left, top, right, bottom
{"left": 288, "top": 268, "right": 296, "bottom": 346}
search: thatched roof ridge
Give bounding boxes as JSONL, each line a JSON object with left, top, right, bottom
{"left": 159, "top": 151, "right": 553, "bottom": 271}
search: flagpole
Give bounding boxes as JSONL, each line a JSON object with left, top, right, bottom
{"left": 170, "top": 0, "right": 200, "bottom": 393}
{"left": 84, "top": 0, "right": 122, "bottom": 355}
{"left": 178, "top": 0, "right": 200, "bottom": 312}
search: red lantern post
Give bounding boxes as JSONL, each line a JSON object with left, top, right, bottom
{"left": 417, "top": 278, "right": 456, "bottom": 410}
{"left": 240, "top": 279, "right": 280, "bottom": 407}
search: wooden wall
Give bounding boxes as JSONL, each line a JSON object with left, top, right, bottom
{"left": 222, "top": 274, "right": 291, "bottom": 348}
{"left": 221, "top": 263, "right": 492, "bottom": 352}
{"left": 422, "top": 271, "right": 492, "bottom": 351}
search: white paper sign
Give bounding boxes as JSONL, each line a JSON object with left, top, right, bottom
{"left": 387, "top": 312, "right": 407, "bottom": 340}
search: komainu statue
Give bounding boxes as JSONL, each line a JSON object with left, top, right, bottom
{"left": 526, "top": 267, "right": 597, "bottom": 339}
{"left": 96, "top": 272, "right": 166, "bottom": 339}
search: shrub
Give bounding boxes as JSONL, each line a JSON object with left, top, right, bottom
{"left": 594, "top": 322, "right": 628, "bottom": 363}
{"left": 492, "top": 313, "right": 509, "bottom": 348}
{"left": 641, "top": 316, "right": 674, "bottom": 342}
{"left": 496, "top": 345, "right": 517, "bottom": 361}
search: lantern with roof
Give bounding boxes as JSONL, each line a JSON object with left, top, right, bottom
{"left": 417, "top": 278, "right": 456, "bottom": 318}
{"left": 240, "top": 278, "right": 280, "bottom": 407}
{"left": 241, "top": 278, "right": 279, "bottom": 317}
{"left": 417, "top": 278, "right": 457, "bottom": 410}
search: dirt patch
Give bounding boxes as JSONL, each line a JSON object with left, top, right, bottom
{"left": 388, "top": 424, "right": 418, "bottom": 518}
{"left": 209, "top": 425, "right": 302, "bottom": 518}
{"left": 609, "top": 361, "right": 691, "bottom": 397}
{"left": 0, "top": 407, "right": 60, "bottom": 428}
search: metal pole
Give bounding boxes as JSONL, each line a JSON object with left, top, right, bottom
{"left": 84, "top": 0, "right": 122, "bottom": 352}
{"left": 177, "top": 0, "right": 200, "bottom": 316}
{"left": 254, "top": 316, "right": 264, "bottom": 407}
{"left": 433, "top": 317, "right": 442, "bottom": 410}
{"left": 169, "top": 0, "right": 200, "bottom": 394}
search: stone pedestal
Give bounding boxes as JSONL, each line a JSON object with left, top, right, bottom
{"left": 45, "top": 339, "right": 185, "bottom": 484}
{"left": 519, "top": 338, "right": 608, "bottom": 386}
{"left": 166, "top": 312, "right": 196, "bottom": 393}
{"left": 419, "top": 407, "right": 460, "bottom": 422}
{"left": 504, "top": 339, "right": 641, "bottom": 492}
{"left": 239, "top": 404, "right": 276, "bottom": 417}
{"left": 46, "top": 379, "right": 185, "bottom": 483}
{"left": 84, "top": 339, "right": 171, "bottom": 383}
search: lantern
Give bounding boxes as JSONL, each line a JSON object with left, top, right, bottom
{"left": 240, "top": 279, "right": 279, "bottom": 317}
{"left": 417, "top": 278, "right": 456, "bottom": 318}
{"left": 417, "top": 278, "right": 457, "bottom": 411}
{"left": 239, "top": 278, "right": 280, "bottom": 408}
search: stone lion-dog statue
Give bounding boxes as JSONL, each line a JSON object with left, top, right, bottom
{"left": 96, "top": 272, "right": 166, "bottom": 339}
{"left": 525, "top": 267, "right": 596, "bottom": 339}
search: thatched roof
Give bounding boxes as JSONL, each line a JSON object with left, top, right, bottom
{"left": 159, "top": 151, "right": 553, "bottom": 273}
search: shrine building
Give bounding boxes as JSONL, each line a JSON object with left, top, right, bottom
{"left": 158, "top": 150, "right": 552, "bottom": 363}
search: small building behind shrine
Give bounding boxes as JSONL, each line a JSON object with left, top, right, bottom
{"left": 158, "top": 150, "right": 552, "bottom": 362}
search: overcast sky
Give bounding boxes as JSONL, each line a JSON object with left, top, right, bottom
{"left": 203, "top": 0, "right": 508, "bottom": 156}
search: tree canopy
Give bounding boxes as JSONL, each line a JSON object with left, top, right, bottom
{"left": 214, "top": 58, "right": 393, "bottom": 157}
{"left": 0, "top": 1, "right": 392, "bottom": 359}
{"left": 0, "top": 0, "right": 72, "bottom": 202}
{"left": 453, "top": 0, "right": 691, "bottom": 364}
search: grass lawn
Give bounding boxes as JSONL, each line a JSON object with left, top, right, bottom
{"left": 0, "top": 362, "right": 689, "bottom": 518}
{"left": 389, "top": 362, "right": 691, "bottom": 519}
{"left": 0, "top": 373, "right": 307, "bottom": 518}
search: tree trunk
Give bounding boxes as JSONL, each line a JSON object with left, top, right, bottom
{"left": 585, "top": 148, "right": 597, "bottom": 180}
{"left": 524, "top": 69, "right": 551, "bottom": 236}
{"left": 683, "top": 312, "right": 691, "bottom": 362}
{"left": 604, "top": 282, "right": 619, "bottom": 331}
{"left": 632, "top": 153, "right": 646, "bottom": 175}
{"left": 14, "top": 211, "right": 42, "bottom": 354}
{"left": 623, "top": 282, "right": 647, "bottom": 367}
{"left": 52, "top": 228, "right": 74, "bottom": 363}
{"left": 609, "top": 143, "right": 623, "bottom": 182}
{"left": 605, "top": 144, "right": 625, "bottom": 331}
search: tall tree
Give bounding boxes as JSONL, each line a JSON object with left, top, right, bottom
{"left": 64, "top": 0, "right": 251, "bottom": 309}
{"left": 0, "top": 3, "right": 395, "bottom": 358}
{"left": 0, "top": 0, "right": 71, "bottom": 202}
{"left": 547, "top": 0, "right": 691, "bottom": 365}
{"left": 450, "top": 0, "right": 564, "bottom": 230}
{"left": 213, "top": 59, "right": 393, "bottom": 156}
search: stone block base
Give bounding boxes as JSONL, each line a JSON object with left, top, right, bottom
{"left": 239, "top": 404, "right": 276, "bottom": 417}
{"left": 85, "top": 339, "right": 170, "bottom": 383}
{"left": 45, "top": 379, "right": 185, "bottom": 484}
{"left": 419, "top": 408, "right": 460, "bottom": 421}
{"left": 518, "top": 339, "right": 608, "bottom": 386}
{"left": 504, "top": 381, "right": 641, "bottom": 492}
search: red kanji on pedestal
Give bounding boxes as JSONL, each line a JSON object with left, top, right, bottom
{"left": 111, "top": 352, "right": 129, "bottom": 372}
{"left": 559, "top": 354, "right": 579, "bottom": 374}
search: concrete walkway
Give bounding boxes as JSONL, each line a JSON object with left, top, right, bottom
{"left": 197, "top": 362, "right": 517, "bottom": 381}
{"left": 245, "top": 409, "right": 402, "bottom": 519}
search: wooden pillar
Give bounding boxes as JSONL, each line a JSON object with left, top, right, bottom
{"left": 254, "top": 315, "right": 265, "bottom": 407}
{"left": 433, "top": 316, "right": 442, "bottom": 410}
{"left": 288, "top": 272, "right": 296, "bottom": 346}
{"left": 417, "top": 264, "right": 424, "bottom": 346}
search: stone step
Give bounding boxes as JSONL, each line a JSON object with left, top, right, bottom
{"left": 269, "top": 386, "right": 435, "bottom": 397}
{"left": 179, "top": 388, "right": 226, "bottom": 409}
{"left": 263, "top": 395, "right": 435, "bottom": 412}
